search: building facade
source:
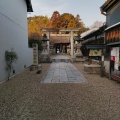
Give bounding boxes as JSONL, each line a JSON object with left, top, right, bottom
{"left": 81, "top": 26, "right": 106, "bottom": 59}
{"left": 50, "top": 36, "right": 70, "bottom": 54}
{"left": 0, "top": 0, "right": 33, "bottom": 82}
{"left": 101, "top": 0, "right": 120, "bottom": 81}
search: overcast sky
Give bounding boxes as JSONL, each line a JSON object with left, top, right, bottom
{"left": 29, "top": 0, "right": 106, "bottom": 27}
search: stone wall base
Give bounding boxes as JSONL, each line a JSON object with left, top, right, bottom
{"left": 84, "top": 64, "right": 101, "bottom": 74}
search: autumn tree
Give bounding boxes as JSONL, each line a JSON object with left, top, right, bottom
{"left": 27, "top": 12, "right": 89, "bottom": 40}
{"left": 89, "top": 21, "right": 104, "bottom": 29}
{"left": 28, "top": 16, "right": 50, "bottom": 50}
{"left": 75, "top": 14, "right": 82, "bottom": 28}
{"left": 28, "top": 16, "right": 50, "bottom": 40}
{"left": 60, "top": 13, "right": 76, "bottom": 28}
{"left": 50, "top": 11, "right": 88, "bottom": 33}
{"left": 50, "top": 11, "right": 61, "bottom": 28}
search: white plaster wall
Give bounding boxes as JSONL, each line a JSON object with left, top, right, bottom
{"left": 0, "top": 0, "right": 27, "bottom": 29}
{"left": 0, "top": 0, "right": 33, "bottom": 82}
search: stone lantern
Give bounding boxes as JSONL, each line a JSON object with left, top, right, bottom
{"left": 73, "top": 42, "right": 77, "bottom": 54}
{"left": 39, "top": 34, "right": 51, "bottom": 63}
{"left": 50, "top": 42, "right": 55, "bottom": 55}
{"left": 74, "top": 34, "right": 84, "bottom": 62}
{"left": 41, "top": 34, "right": 49, "bottom": 54}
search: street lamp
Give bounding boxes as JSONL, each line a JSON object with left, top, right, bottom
{"left": 39, "top": 34, "right": 51, "bottom": 63}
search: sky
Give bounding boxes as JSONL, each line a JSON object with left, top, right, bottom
{"left": 29, "top": 0, "right": 106, "bottom": 28}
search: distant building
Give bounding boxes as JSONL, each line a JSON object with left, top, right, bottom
{"left": 0, "top": 0, "right": 33, "bottom": 82}
{"left": 41, "top": 28, "right": 80, "bottom": 57}
{"left": 50, "top": 36, "right": 70, "bottom": 54}
{"left": 101, "top": 0, "right": 120, "bottom": 81}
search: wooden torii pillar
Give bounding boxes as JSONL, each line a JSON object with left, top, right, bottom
{"left": 60, "top": 29, "right": 80, "bottom": 58}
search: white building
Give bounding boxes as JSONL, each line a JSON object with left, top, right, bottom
{"left": 0, "top": 0, "right": 33, "bottom": 83}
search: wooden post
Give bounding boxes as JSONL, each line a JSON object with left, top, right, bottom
{"left": 109, "top": 52, "right": 111, "bottom": 80}
{"left": 101, "top": 55, "right": 104, "bottom": 77}
{"left": 47, "top": 32, "right": 50, "bottom": 54}
{"left": 33, "top": 43, "right": 38, "bottom": 65}
{"left": 70, "top": 31, "right": 74, "bottom": 58}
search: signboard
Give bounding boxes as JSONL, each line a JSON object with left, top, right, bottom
{"left": 89, "top": 49, "right": 102, "bottom": 56}
{"left": 111, "top": 47, "right": 119, "bottom": 70}
{"left": 110, "top": 56, "right": 115, "bottom": 61}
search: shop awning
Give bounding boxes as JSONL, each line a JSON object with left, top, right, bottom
{"left": 86, "top": 45, "right": 106, "bottom": 49}
{"left": 107, "top": 41, "right": 120, "bottom": 46}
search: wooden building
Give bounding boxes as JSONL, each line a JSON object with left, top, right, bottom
{"left": 50, "top": 36, "right": 70, "bottom": 54}
{"left": 100, "top": 0, "right": 120, "bottom": 81}
{"left": 81, "top": 25, "right": 106, "bottom": 60}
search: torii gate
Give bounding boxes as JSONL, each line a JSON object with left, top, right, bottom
{"left": 40, "top": 28, "right": 80, "bottom": 58}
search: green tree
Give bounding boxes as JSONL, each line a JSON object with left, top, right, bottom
{"left": 5, "top": 50, "right": 18, "bottom": 80}
{"left": 28, "top": 39, "right": 42, "bottom": 51}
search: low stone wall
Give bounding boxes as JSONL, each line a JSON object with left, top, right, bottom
{"left": 29, "top": 64, "right": 42, "bottom": 74}
{"left": 84, "top": 64, "right": 101, "bottom": 74}
{"left": 84, "top": 59, "right": 100, "bottom": 64}
{"left": 39, "top": 54, "right": 52, "bottom": 63}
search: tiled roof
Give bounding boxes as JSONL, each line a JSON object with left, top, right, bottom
{"left": 50, "top": 36, "right": 70, "bottom": 44}
{"left": 102, "top": 0, "right": 112, "bottom": 6}
{"left": 25, "top": 0, "right": 33, "bottom": 12}
{"left": 100, "top": 0, "right": 119, "bottom": 12}
{"left": 105, "top": 22, "right": 120, "bottom": 31}
{"left": 81, "top": 28, "right": 99, "bottom": 38}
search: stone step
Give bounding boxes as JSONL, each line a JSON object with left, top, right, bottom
{"left": 52, "top": 59, "right": 71, "bottom": 63}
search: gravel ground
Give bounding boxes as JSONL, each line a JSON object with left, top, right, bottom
{"left": 0, "top": 62, "right": 120, "bottom": 120}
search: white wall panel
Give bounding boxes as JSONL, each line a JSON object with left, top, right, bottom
{"left": 0, "top": 0, "right": 33, "bottom": 82}
{"left": 104, "top": 61, "right": 109, "bottom": 73}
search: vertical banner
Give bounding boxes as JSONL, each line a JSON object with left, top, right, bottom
{"left": 111, "top": 47, "right": 119, "bottom": 70}
{"left": 33, "top": 43, "right": 38, "bottom": 65}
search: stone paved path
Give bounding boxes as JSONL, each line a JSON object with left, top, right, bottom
{"left": 42, "top": 55, "right": 86, "bottom": 83}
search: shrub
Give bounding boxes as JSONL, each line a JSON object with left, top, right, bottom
{"left": 5, "top": 50, "right": 18, "bottom": 80}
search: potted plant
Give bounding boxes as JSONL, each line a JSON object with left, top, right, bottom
{"left": 5, "top": 50, "right": 18, "bottom": 80}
